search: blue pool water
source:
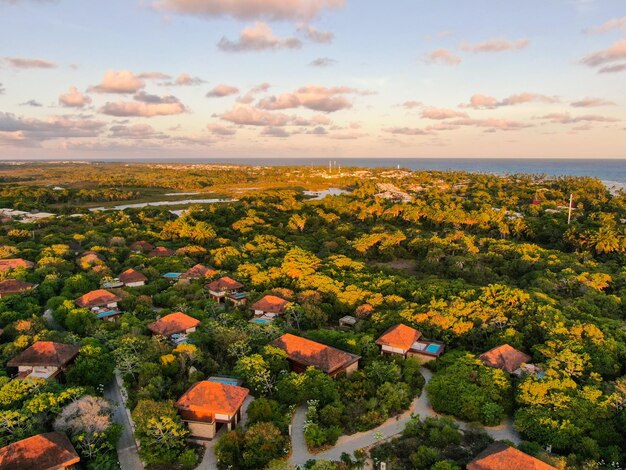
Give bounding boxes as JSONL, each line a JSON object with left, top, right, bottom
{"left": 163, "top": 273, "right": 181, "bottom": 278}
{"left": 96, "top": 310, "right": 119, "bottom": 319}
{"left": 251, "top": 318, "right": 271, "bottom": 324}
{"left": 425, "top": 344, "right": 441, "bottom": 354}
{"left": 209, "top": 377, "right": 241, "bottom": 386}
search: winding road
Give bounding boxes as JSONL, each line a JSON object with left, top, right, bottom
{"left": 289, "top": 367, "right": 520, "bottom": 467}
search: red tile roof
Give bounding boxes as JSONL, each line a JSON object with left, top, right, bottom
{"left": 79, "top": 251, "right": 104, "bottom": 263}
{"left": 176, "top": 381, "right": 249, "bottom": 422}
{"left": 119, "top": 268, "right": 148, "bottom": 284}
{"left": 75, "top": 289, "right": 122, "bottom": 308}
{"left": 7, "top": 341, "right": 79, "bottom": 368}
{"left": 206, "top": 276, "right": 243, "bottom": 292}
{"left": 148, "top": 312, "right": 200, "bottom": 337}
{"left": 0, "top": 258, "right": 34, "bottom": 272}
{"left": 479, "top": 344, "right": 531, "bottom": 373}
{"left": 0, "top": 279, "right": 35, "bottom": 296}
{"left": 0, "top": 432, "right": 80, "bottom": 470}
{"left": 376, "top": 324, "right": 422, "bottom": 351}
{"left": 271, "top": 333, "right": 360, "bottom": 375}
{"left": 130, "top": 241, "right": 155, "bottom": 253}
{"left": 148, "top": 246, "right": 175, "bottom": 258}
{"left": 181, "top": 264, "right": 217, "bottom": 280}
{"left": 468, "top": 442, "right": 556, "bottom": 470}
{"left": 250, "top": 295, "right": 289, "bottom": 314}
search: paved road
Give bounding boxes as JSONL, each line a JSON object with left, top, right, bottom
{"left": 104, "top": 375, "right": 144, "bottom": 470}
{"left": 196, "top": 395, "right": 254, "bottom": 470}
{"left": 289, "top": 367, "right": 520, "bottom": 466}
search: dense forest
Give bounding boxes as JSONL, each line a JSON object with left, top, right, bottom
{"left": 0, "top": 162, "right": 625, "bottom": 470}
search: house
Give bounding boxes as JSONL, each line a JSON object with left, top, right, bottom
{"left": 479, "top": 344, "right": 532, "bottom": 374}
{"left": 181, "top": 264, "right": 217, "bottom": 280}
{"left": 75, "top": 289, "right": 123, "bottom": 321}
{"left": 0, "top": 258, "right": 34, "bottom": 272}
{"left": 0, "top": 279, "right": 36, "bottom": 299}
{"left": 206, "top": 276, "right": 247, "bottom": 305}
{"left": 467, "top": 442, "right": 556, "bottom": 470}
{"left": 0, "top": 432, "right": 80, "bottom": 470}
{"left": 175, "top": 381, "right": 249, "bottom": 441}
{"left": 148, "top": 246, "right": 175, "bottom": 258}
{"left": 7, "top": 341, "right": 79, "bottom": 380}
{"left": 148, "top": 312, "right": 200, "bottom": 344}
{"left": 130, "top": 240, "right": 155, "bottom": 253}
{"left": 376, "top": 324, "right": 445, "bottom": 361}
{"left": 271, "top": 333, "right": 360, "bottom": 378}
{"left": 250, "top": 295, "right": 288, "bottom": 317}
{"left": 118, "top": 268, "right": 148, "bottom": 287}
{"left": 78, "top": 251, "right": 104, "bottom": 267}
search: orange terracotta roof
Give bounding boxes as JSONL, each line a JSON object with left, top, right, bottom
{"left": 75, "top": 289, "right": 122, "bottom": 308}
{"left": 7, "top": 341, "right": 79, "bottom": 368}
{"left": 0, "top": 279, "right": 35, "bottom": 296}
{"left": 376, "top": 324, "right": 422, "bottom": 351}
{"left": 479, "top": 344, "right": 531, "bottom": 373}
{"left": 250, "top": 295, "right": 289, "bottom": 314}
{"left": 79, "top": 251, "right": 104, "bottom": 262}
{"left": 119, "top": 268, "right": 148, "bottom": 284}
{"left": 468, "top": 442, "right": 556, "bottom": 470}
{"left": 130, "top": 240, "right": 155, "bottom": 252}
{"left": 176, "top": 381, "right": 249, "bottom": 422}
{"left": 148, "top": 246, "right": 175, "bottom": 257}
{"left": 0, "top": 258, "right": 34, "bottom": 272}
{"left": 148, "top": 312, "right": 200, "bottom": 336}
{"left": 181, "top": 264, "right": 217, "bottom": 280}
{"left": 0, "top": 432, "right": 79, "bottom": 470}
{"left": 271, "top": 333, "right": 360, "bottom": 375}
{"left": 206, "top": 276, "right": 243, "bottom": 292}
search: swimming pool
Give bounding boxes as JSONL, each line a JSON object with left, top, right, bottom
{"left": 163, "top": 273, "right": 182, "bottom": 279}
{"left": 208, "top": 377, "right": 241, "bottom": 386}
{"left": 250, "top": 318, "right": 271, "bottom": 324}
{"left": 425, "top": 343, "right": 442, "bottom": 354}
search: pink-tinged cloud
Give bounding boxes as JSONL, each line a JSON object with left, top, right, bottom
{"left": 207, "top": 123, "right": 237, "bottom": 136}
{"left": 220, "top": 103, "right": 291, "bottom": 126}
{"left": 401, "top": 100, "right": 422, "bottom": 109}
{"left": 59, "top": 86, "right": 92, "bottom": 108}
{"left": 292, "top": 114, "right": 331, "bottom": 126}
{"left": 109, "top": 123, "right": 168, "bottom": 139}
{"left": 426, "top": 123, "right": 459, "bottom": 132}
{"left": 238, "top": 83, "right": 271, "bottom": 103}
{"left": 100, "top": 93, "right": 185, "bottom": 117}
{"left": 218, "top": 22, "right": 302, "bottom": 52}
{"left": 298, "top": 24, "right": 333, "bottom": 43}
{"left": 153, "top": 0, "right": 345, "bottom": 22}
{"left": 462, "top": 92, "right": 559, "bottom": 109}
{"left": 383, "top": 127, "right": 429, "bottom": 136}
{"left": 138, "top": 71, "right": 172, "bottom": 80}
{"left": 258, "top": 85, "right": 363, "bottom": 113}
{"left": 169, "top": 73, "right": 205, "bottom": 86}
{"left": 421, "top": 107, "right": 468, "bottom": 120}
{"left": 262, "top": 126, "right": 291, "bottom": 138}
{"left": 581, "top": 38, "right": 626, "bottom": 67}
{"left": 538, "top": 113, "right": 620, "bottom": 124}
{"left": 90, "top": 71, "right": 145, "bottom": 94}
{"left": 206, "top": 84, "right": 240, "bottom": 98}
{"left": 4, "top": 57, "right": 56, "bottom": 69}
{"left": 0, "top": 112, "right": 105, "bottom": 146}
{"left": 425, "top": 48, "right": 461, "bottom": 65}
{"left": 599, "top": 63, "right": 626, "bottom": 74}
{"left": 460, "top": 38, "right": 529, "bottom": 53}
{"left": 450, "top": 118, "right": 532, "bottom": 131}
{"left": 587, "top": 16, "right": 626, "bottom": 34}
{"left": 570, "top": 97, "right": 616, "bottom": 107}
{"left": 329, "top": 131, "right": 366, "bottom": 140}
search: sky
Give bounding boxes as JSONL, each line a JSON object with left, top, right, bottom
{"left": 0, "top": 0, "right": 625, "bottom": 159}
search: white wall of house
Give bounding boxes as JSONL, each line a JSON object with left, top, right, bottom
{"left": 18, "top": 365, "right": 59, "bottom": 378}
{"left": 186, "top": 421, "right": 216, "bottom": 440}
{"left": 124, "top": 281, "right": 145, "bottom": 287}
{"left": 381, "top": 345, "right": 408, "bottom": 355}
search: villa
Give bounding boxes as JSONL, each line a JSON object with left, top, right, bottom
{"left": 175, "top": 380, "right": 249, "bottom": 442}
{"left": 0, "top": 432, "right": 80, "bottom": 470}
{"left": 75, "top": 289, "right": 123, "bottom": 320}
{"left": 250, "top": 295, "right": 288, "bottom": 318}
{"left": 7, "top": 341, "right": 79, "bottom": 381}
{"left": 0, "top": 279, "right": 36, "bottom": 299}
{"left": 206, "top": 276, "right": 247, "bottom": 305}
{"left": 148, "top": 312, "right": 200, "bottom": 344}
{"left": 0, "top": 258, "right": 34, "bottom": 272}
{"left": 467, "top": 442, "right": 556, "bottom": 470}
{"left": 148, "top": 246, "right": 175, "bottom": 258}
{"left": 479, "top": 344, "right": 532, "bottom": 375}
{"left": 181, "top": 263, "right": 217, "bottom": 280}
{"left": 376, "top": 324, "right": 445, "bottom": 361}
{"left": 271, "top": 333, "right": 360, "bottom": 378}
{"left": 130, "top": 240, "right": 155, "bottom": 253}
{"left": 78, "top": 251, "right": 104, "bottom": 267}
{"left": 118, "top": 268, "right": 148, "bottom": 287}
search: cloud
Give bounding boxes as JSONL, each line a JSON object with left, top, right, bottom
{"left": 298, "top": 24, "right": 333, "bottom": 43}
{"left": 59, "top": 86, "right": 92, "bottom": 108}
{"left": 138, "top": 71, "right": 172, "bottom": 80}
{"left": 425, "top": 48, "right": 461, "bottom": 65}
{"left": 460, "top": 38, "right": 529, "bottom": 53}
{"left": 152, "top": 0, "right": 345, "bottom": 22}
{"left": 581, "top": 38, "right": 626, "bottom": 68}
{"left": 0, "top": 112, "right": 105, "bottom": 146}
{"left": 598, "top": 63, "right": 626, "bottom": 74}
{"left": 383, "top": 127, "right": 429, "bottom": 136}
{"left": 4, "top": 57, "right": 56, "bottom": 69}
{"left": 109, "top": 123, "right": 168, "bottom": 139}
{"left": 257, "top": 85, "right": 364, "bottom": 112}
{"left": 587, "top": 16, "right": 626, "bottom": 34}
{"left": 329, "top": 131, "right": 366, "bottom": 140}
{"left": 100, "top": 93, "right": 185, "bottom": 117}
{"left": 220, "top": 103, "right": 291, "bottom": 126}
{"left": 400, "top": 100, "right": 422, "bottom": 109}
{"left": 421, "top": 107, "right": 468, "bottom": 120}
{"left": 462, "top": 92, "right": 559, "bottom": 109}
{"left": 90, "top": 70, "right": 145, "bottom": 94}
{"left": 449, "top": 118, "right": 532, "bottom": 131}
{"left": 537, "top": 112, "right": 620, "bottom": 124}
{"left": 262, "top": 126, "right": 290, "bottom": 138}
{"left": 0, "top": 83, "right": 4, "bottom": 95}
{"left": 206, "top": 84, "right": 240, "bottom": 98}
{"left": 309, "top": 57, "right": 336, "bottom": 67}
{"left": 218, "top": 22, "right": 302, "bottom": 52}
{"left": 570, "top": 97, "right": 616, "bottom": 107}
{"left": 162, "top": 73, "right": 206, "bottom": 86}
{"left": 20, "top": 100, "right": 43, "bottom": 107}
{"left": 237, "top": 83, "right": 271, "bottom": 103}
{"left": 207, "top": 123, "right": 237, "bottom": 136}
